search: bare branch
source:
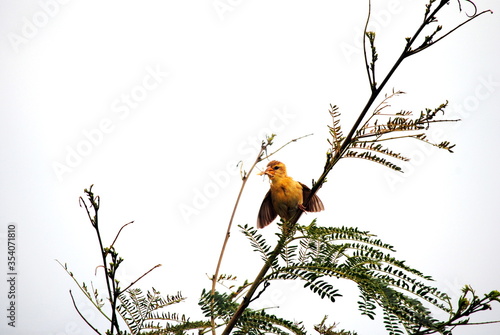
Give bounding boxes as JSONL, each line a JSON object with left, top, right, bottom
{"left": 109, "top": 221, "right": 134, "bottom": 252}
{"left": 69, "top": 290, "right": 102, "bottom": 335}
{"left": 119, "top": 264, "right": 162, "bottom": 294}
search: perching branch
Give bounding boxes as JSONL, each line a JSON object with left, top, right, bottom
{"left": 222, "top": 225, "right": 294, "bottom": 335}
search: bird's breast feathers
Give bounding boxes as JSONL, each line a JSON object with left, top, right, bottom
{"left": 270, "top": 177, "right": 303, "bottom": 208}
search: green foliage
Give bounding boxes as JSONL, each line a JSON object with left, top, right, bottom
{"left": 199, "top": 289, "right": 307, "bottom": 334}
{"left": 327, "top": 105, "right": 344, "bottom": 156}
{"left": 239, "top": 221, "right": 500, "bottom": 335}
{"left": 327, "top": 91, "right": 458, "bottom": 173}
{"left": 239, "top": 222, "right": 454, "bottom": 334}
{"left": 117, "top": 288, "right": 201, "bottom": 334}
{"left": 236, "top": 310, "right": 306, "bottom": 335}
{"left": 240, "top": 224, "right": 274, "bottom": 265}
{"left": 200, "top": 289, "right": 238, "bottom": 320}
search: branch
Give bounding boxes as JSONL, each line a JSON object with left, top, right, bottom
{"left": 249, "top": 281, "right": 270, "bottom": 303}
{"left": 210, "top": 136, "right": 272, "bottom": 335}
{"left": 81, "top": 186, "right": 121, "bottom": 334}
{"left": 407, "top": 9, "right": 492, "bottom": 56}
{"left": 69, "top": 290, "right": 102, "bottom": 335}
{"left": 222, "top": 229, "right": 291, "bottom": 335}
{"left": 309, "top": 0, "right": 479, "bottom": 197}
{"left": 363, "top": 0, "right": 376, "bottom": 91}
{"left": 56, "top": 260, "right": 111, "bottom": 322}
{"left": 260, "top": 133, "right": 313, "bottom": 162}
{"left": 119, "top": 264, "right": 162, "bottom": 294}
{"left": 108, "top": 221, "right": 134, "bottom": 253}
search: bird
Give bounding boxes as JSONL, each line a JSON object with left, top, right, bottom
{"left": 257, "top": 160, "right": 324, "bottom": 228}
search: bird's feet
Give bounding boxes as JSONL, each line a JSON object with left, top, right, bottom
{"left": 298, "top": 204, "right": 307, "bottom": 212}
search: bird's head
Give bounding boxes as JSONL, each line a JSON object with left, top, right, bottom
{"left": 258, "top": 160, "right": 287, "bottom": 180}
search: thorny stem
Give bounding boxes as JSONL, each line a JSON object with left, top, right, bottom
{"left": 222, "top": 2, "right": 492, "bottom": 334}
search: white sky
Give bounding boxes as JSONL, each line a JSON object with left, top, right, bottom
{"left": 1, "top": 1, "right": 499, "bottom": 334}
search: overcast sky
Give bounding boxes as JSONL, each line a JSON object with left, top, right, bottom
{"left": 1, "top": 1, "right": 499, "bottom": 334}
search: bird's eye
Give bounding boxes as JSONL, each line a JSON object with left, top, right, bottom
{"left": 273, "top": 166, "right": 280, "bottom": 170}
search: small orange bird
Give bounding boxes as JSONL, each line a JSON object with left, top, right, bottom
{"left": 257, "top": 160, "right": 324, "bottom": 228}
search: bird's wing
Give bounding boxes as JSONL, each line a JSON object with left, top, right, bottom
{"left": 257, "top": 190, "right": 277, "bottom": 228}
{"left": 300, "top": 183, "right": 325, "bottom": 212}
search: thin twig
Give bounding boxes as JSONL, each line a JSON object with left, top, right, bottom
{"left": 407, "top": 9, "right": 492, "bottom": 56}
{"left": 222, "top": 230, "right": 291, "bottom": 335}
{"left": 459, "top": 320, "right": 500, "bottom": 326}
{"left": 363, "top": 0, "right": 375, "bottom": 91}
{"left": 109, "top": 221, "right": 134, "bottom": 252}
{"left": 56, "top": 260, "right": 112, "bottom": 322}
{"left": 260, "top": 133, "right": 313, "bottom": 161}
{"left": 70, "top": 290, "right": 102, "bottom": 335}
{"left": 82, "top": 186, "right": 120, "bottom": 334}
{"left": 94, "top": 265, "right": 105, "bottom": 276}
{"left": 119, "top": 264, "right": 162, "bottom": 294}
{"left": 209, "top": 142, "right": 267, "bottom": 335}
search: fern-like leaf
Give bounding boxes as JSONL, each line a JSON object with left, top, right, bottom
{"left": 117, "top": 288, "right": 189, "bottom": 335}
{"left": 349, "top": 142, "right": 409, "bottom": 161}
{"left": 327, "top": 105, "right": 344, "bottom": 155}
{"left": 237, "top": 309, "right": 307, "bottom": 335}
{"left": 345, "top": 150, "right": 403, "bottom": 172}
{"left": 240, "top": 224, "right": 273, "bottom": 264}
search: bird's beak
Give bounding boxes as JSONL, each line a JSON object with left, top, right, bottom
{"left": 258, "top": 166, "right": 274, "bottom": 177}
